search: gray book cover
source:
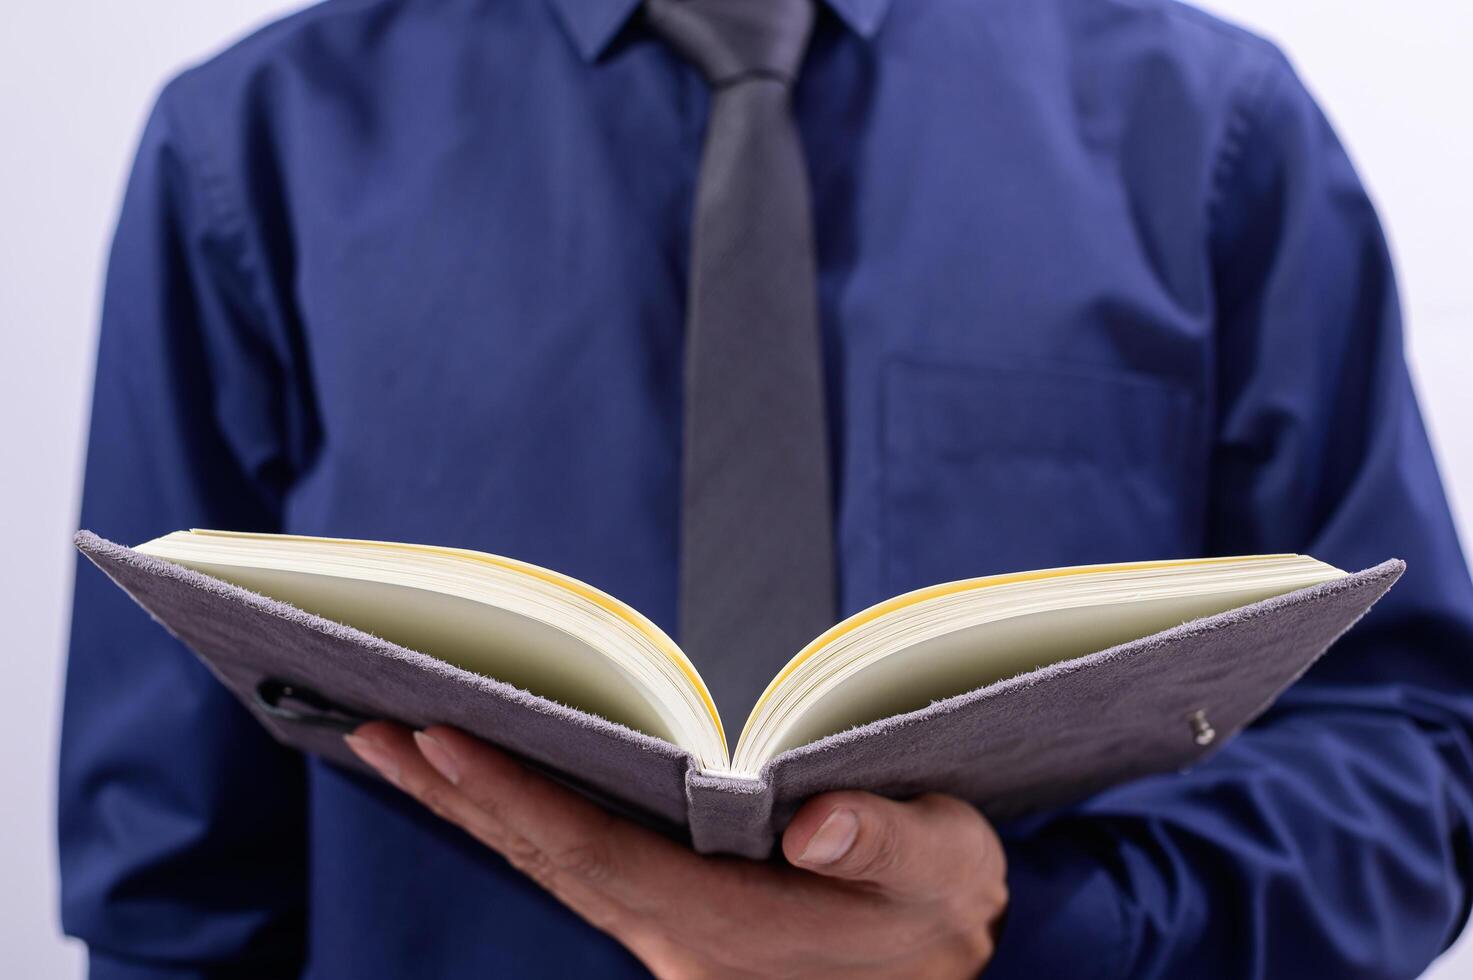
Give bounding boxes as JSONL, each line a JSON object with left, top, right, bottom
{"left": 75, "top": 531, "right": 1402, "bottom": 858}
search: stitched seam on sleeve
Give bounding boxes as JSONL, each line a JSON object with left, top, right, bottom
{"left": 1205, "top": 52, "right": 1288, "bottom": 240}
{"left": 155, "top": 79, "right": 278, "bottom": 344}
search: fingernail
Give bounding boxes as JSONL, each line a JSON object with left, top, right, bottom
{"left": 345, "top": 734, "right": 401, "bottom": 787}
{"left": 798, "top": 808, "right": 859, "bottom": 866}
{"left": 414, "top": 730, "right": 460, "bottom": 786}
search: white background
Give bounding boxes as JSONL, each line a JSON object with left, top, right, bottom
{"left": 1, "top": 2, "right": 1469, "bottom": 976}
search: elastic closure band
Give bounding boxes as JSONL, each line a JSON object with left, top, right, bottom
{"left": 254, "top": 678, "right": 368, "bottom": 733}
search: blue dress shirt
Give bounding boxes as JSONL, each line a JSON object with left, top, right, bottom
{"left": 61, "top": 0, "right": 1473, "bottom": 976}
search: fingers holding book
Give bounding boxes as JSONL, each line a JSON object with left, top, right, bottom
{"left": 345, "top": 722, "right": 1008, "bottom": 978}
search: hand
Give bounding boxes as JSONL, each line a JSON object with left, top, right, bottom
{"left": 346, "top": 723, "right": 1008, "bottom": 979}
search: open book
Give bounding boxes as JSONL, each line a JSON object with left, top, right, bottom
{"left": 77, "top": 529, "right": 1402, "bottom": 857}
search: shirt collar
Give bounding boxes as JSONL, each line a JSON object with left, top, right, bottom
{"left": 547, "top": 0, "right": 893, "bottom": 62}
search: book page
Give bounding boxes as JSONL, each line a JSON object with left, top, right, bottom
{"left": 164, "top": 561, "right": 687, "bottom": 748}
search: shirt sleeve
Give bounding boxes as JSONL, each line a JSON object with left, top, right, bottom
{"left": 987, "top": 50, "right": 1473, "bottom": 980}
{"left": 59, "top": 81, "right": 312, "bottom": 979}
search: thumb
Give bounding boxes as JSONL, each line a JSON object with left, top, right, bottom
{"left": 781, "top": 791, "right": 999, "bottom": 898}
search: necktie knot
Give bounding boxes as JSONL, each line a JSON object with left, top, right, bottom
{"left": 646, "top": 0, "right": 815, "bottom": 87}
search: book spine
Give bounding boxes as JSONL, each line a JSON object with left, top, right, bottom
{"left": 684, "top": 768, "right": 775, "bottom": 859}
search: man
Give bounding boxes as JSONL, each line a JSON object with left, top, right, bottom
{"left": 61, "top": 0, "right": 1473, "bottom": 976}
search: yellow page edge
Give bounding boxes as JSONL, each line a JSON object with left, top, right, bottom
{"left": 737, "top": 553, "right": 1307, "bottom": 747}
{"left": 187, "top": 529, "right": 729, "bottom": 757}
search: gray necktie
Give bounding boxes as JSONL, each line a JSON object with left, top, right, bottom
{"left": 646, "top": 0, "right": 836, "bottom": 729}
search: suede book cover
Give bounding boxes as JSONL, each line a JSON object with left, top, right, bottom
{"left": 75, "top": 531, "right": 1403, "bottom": 858}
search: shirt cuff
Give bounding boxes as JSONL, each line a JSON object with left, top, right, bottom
{"left": 984, "top": 836, "right": 1131, "bottom": 979}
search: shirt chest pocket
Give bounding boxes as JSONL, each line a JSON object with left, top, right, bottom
{"left": 880, "top": 355, "right": 1205, "bottom": 595}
